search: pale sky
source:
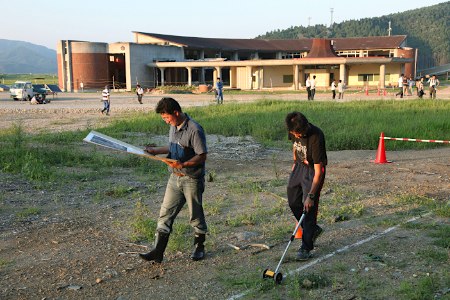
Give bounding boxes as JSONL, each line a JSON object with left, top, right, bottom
{"left": 1, "top": 0, "right": 446, "bottom": 50}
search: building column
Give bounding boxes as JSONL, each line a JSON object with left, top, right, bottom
{"left": 65, "top": 40, "right": 73, "bottom": 92}
{"left": 199, "top": 51, "right": 205, "bottom": 84}
{"left": 294, "top": 65, "right": 299, "bottom": 90}
{"left": 200, "top": 68, "right": 205, "bottom": 83}
{"left": 247, "top": 66, "right": 253, "bottom": 90}
{"left": 325, "top": 67, "right": 331, "bottom": 88}
{"left": 339, "top": 64, "right": 346, "bottom": 84}
{"left": 215, "top": 67, "right": 222, "bottom": 79}
{"left": 299, "top": 66, "right": 304, "bottom": 87}
{"left": 186, "top": 67, "right": 192, "bottom": 86}
{"left": 159, "top": 67, "right": 165, "bottom": 87}
{"left": 229, "top": 67, "right": 235, "bottom": 88}
{"left": 379, "top": 64, "right": 386, "bottom": 89}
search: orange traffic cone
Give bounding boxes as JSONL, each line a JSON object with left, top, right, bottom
{"left": 295, "top": 221, "right": 303, "bottom": 239}
{"left": 374, "top": 132, "right": 391, "bottom": 164}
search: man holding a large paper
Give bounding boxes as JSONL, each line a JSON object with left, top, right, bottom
{"left": 140, "top": 97, "right": 208, "bottom": 263}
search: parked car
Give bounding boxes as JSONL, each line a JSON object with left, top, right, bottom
{"left": 10, "top": 81, "right": 47, "bottom": 102}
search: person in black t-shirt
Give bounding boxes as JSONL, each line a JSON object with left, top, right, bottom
{"left": 285, "top": 112, "right": 327, "bottom": 261}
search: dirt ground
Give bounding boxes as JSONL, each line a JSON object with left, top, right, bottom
{"left": 0, "top": 91, "right": 449, "bottom": 299}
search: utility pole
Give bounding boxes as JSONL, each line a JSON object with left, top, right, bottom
{"left": 330, "top": 8, "right": 334, "bottom": 28}
{"left": 388, "top": 21, "right": 392, "bottom": 36}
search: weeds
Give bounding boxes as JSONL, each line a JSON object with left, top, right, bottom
{"left": 0, "top": 258, "right": 13, "bottom": 270}
{"left": 430, "top": 225, "right": 450, "bottom": 249}
{"left": 319, "top": 184, "right": 364, "bottom": 223}
{"left": 397, "top": 275, "right": 439, "bottom": 300}
{"left": 16, "top": 207, "right": 41, "bottom": 220}
{"left": 297, "top": 273, "right": 332, "bottom": 289}
{"left": 417, "top": 248, "right": 448, "bottom": 263}
{"left": 105, "top": 185, "right": 137, "bottom": 198}
{"left": 129, "top": 200, "right": 156, "bottom": 243}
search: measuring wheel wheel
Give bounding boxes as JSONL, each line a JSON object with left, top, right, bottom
{"left": 275, "top": 272, "right": 283, "bottom": 284}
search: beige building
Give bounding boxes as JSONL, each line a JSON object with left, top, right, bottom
{"left": 57, "top": 32, "right": 415, "bottom": 92}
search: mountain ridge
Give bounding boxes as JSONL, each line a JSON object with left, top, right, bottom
{"left": 0, "top": 39, "right": 57, "bottom": 74}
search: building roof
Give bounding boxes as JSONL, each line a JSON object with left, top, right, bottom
{"left": 133, "top": 32, "right": 407, "bottom": 52}
{"left": 332, "top": 35, "right": 407, "bottom": 50}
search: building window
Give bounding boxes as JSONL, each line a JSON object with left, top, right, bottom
{"left": 337, "top": 50, "right": 358, "bottom": 57}
{"left": 283, "top": 75, "right": 293, "bottom": 83}
{"left": 358, "top": 74, "right": 374, "bottom": 82}
{"left": 286, "top": 52, "right": 302, "bottom": 59}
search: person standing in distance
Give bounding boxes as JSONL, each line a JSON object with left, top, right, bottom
{"left": 139, "top": 97, "right": 208, "bottom": 263}
{"left": 396, "top": 74, "right": 404, "bottom": 98}
{"left": 331, "top": 79, "right": 336, "bottom": 100}
{"left": 305, "top": 76, "right": 312, "bottom": 100}
{"left": 215, "top": 77, "right": 224, "bottom": 104}
{"left": 136, "top": 84, "right": 144, "bottom": 104}
{"left": 427, "top": 74, "right": 440, "bottom": 99}
{"left": 337, "top": 80, "right": 344, "bottom": 99}
{"left": 101, "top": 85, "right": 110, "bottom": 115}
{"left": 285, "top": 112, "right": 327, "bottom": 261}
{"left": 310, "top": 75, "right": 317, "bottom": 100}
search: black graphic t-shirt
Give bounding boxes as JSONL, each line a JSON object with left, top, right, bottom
{"left": 292, "top": 124, "right": 327, "bottom": 167}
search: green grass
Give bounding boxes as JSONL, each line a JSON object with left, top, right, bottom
{"left": 397, "top": 275, "right": 443, "bottom": 300}
{"left": 109, "top": 99, "right": 449, "bottom": 150}
{"left": 0, "top": 73, "right": 58, "bottom": 85}
{"left": 0, "top": 100, "right": 448, "bottom": 184}
{"left": 129, "top": 200, "right": 157, "bottom": 243}
{"left": 0, "top": 258, "right": 13, "bottom": 270}
{"left": 16, "top": 207, "right": 41, "bottom": 219}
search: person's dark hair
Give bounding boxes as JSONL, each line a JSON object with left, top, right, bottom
{"left": 285, "top": 112, "right": 310, "bottom": 135}
{"left": 155, "top": 97, "right": 182, "bottom": 114}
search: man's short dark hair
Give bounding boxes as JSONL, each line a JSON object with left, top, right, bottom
{"left": 285, "top": 112, "right": 310, "bottom": 135}
{"left": 155, "top": 97, "right": 182, "bottom": 114}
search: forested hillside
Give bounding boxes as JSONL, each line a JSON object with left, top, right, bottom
{"left": 0, "top": 39, "right": 56, "bottom": 74}
{"left": 256, "top": 2, "right": 449, "bottom": 70}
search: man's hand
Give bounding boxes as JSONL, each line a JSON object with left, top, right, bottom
{"left": 144, "top": 146, "right": 157, "bottom": 155}
{"left": 304, "top": 197, "right": 314, "bottom": 212}
{"left": 167, "top": 160, "right": 183, "bottom": 169}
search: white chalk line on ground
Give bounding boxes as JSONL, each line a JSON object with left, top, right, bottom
{"left": 227, "top": 212, "right": 431, "bottom": 300}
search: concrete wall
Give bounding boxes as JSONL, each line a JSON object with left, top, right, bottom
{"left": 108, "top": 43, "right": 184, "bottom": 90}
{"left": 263, "top": 66, "right": 293, "bottom": 88}
{"left": 303, "top": 69, "right": 330, "bottom": 89}
{"left": 347, "top": 64, "right": 402, "bottom": 87}
{"left": 58, "top": 41, "right": 109, "bottom": 91}
{"left": 398, "top": 48, "right": 415, "bottom": 78}
{"left": 236, "top": 67, "right": 250, "bottom": 89}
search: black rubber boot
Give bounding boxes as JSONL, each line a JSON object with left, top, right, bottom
{"left": 139, "top": 232, "right": 170, "bottom": 263}
{"left": 190, "top": 233, "right": 206, "bottom": 261}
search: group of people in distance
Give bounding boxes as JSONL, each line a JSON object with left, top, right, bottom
{"left": 396, "top": 74, "right": 440, "bottom": 99}
{"left": 307, "top": 76, "right": 345, "bottom": 100}
{"left": 101, "top": 72, "right": 441, "bottom": 116}
{"left": 99, "top": 84, "right": 153, "bottom": 116}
